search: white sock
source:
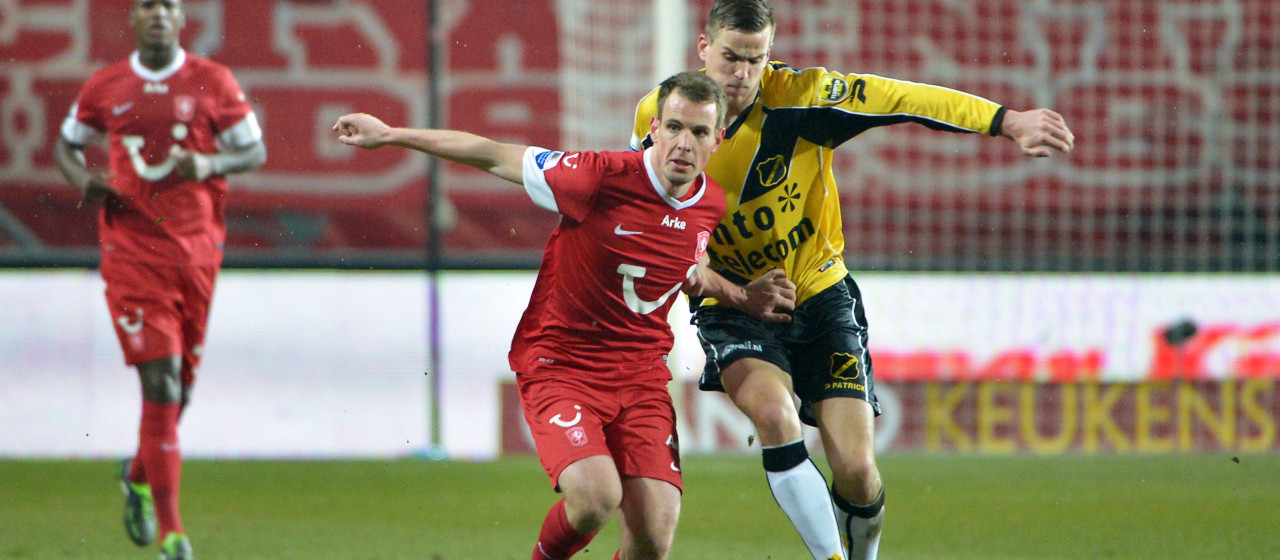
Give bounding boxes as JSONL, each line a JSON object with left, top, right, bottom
{"left": 763, "top": 440, "right": 844, "bottom": 560}
{"left": 834, "top": 488, "right": 884, "bottom": 560}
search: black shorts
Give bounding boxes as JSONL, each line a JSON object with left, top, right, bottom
{"left": 695, "top": 274, "right": 880, "bottom": 426}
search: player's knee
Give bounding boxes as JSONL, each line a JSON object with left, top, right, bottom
{"left": 137, "top": 357, "right": 183, "bottom": 403}
{"left": 831, "top": 453, "right": 881, "bottom": 503}
{"left": 565, "top": 486, "right": 622, "bottom": 533}
{"left": 626, "top": 533, "right": 673, "bottom": 560}
{"left": 742, "top": 399, "right": 803, "bottom": 444}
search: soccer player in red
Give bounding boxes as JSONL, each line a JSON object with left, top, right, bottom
{"left": 52, "top": 1, "right": 266, "bottom": 559}
{"left": 334, "top": 71, "right": 794, "bottom": 560}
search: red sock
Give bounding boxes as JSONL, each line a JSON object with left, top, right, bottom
{"left": 531, "top": 499, "right": 597, "bottom": 560}
{"left": 128, "top": 452, "right": 146, "bottom": 484}
{"left": 612, "top": 552, "right": 622, "bottom": 560}
{"left": 139, "top": 400, "right": 184, "bottom": 537}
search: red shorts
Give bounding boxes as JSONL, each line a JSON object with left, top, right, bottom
{"left": 101, "top": 257, "right": 219, "bottom": 384}
{"left": 517, "top": 363, "right": 682, "bottom": 493}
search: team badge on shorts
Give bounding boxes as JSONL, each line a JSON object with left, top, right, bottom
{"left": 825, "top": 352, "right": 867, "bottom": 393}
{"left": 547, "top": 404, "right": 588, "bottom": 446}
{"left": 830, "top": 352, "right": 861, "bottom": 381}
{"left": 565, "top": 426, "right": 588, "bottom": 447}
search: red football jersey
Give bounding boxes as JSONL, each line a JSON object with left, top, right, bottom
{"left": 60, "top": 50, "right": 261, "bottom": 265}
{"left": 509, "top": 148, "right": 725, "bottom": 381}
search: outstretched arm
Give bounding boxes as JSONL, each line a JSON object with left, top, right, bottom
{"left": 333, "top": 112, "right": 526, "bottom": 184}
{"left": 999, "top": 108, "right": 1075, "bottom": 158}
{"left": 685, "top": 260, "right": 795, "bottom": 323}
{"left": 172, "top": 140, "right": 267, "bottom": 181}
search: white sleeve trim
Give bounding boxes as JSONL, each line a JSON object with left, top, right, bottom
{"left": 59, "top": 103, "right": 102, "bottom": 146}
{"left": 217, "top": 112, "right": 263, "bottom": 149}
{"left": 521, "top": 146, "right": 560, "bottom": 213}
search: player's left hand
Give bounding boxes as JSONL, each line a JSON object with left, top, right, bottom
{"left": 1001, "top": 108, "right": 1074, "bottom": 157}
{"left": 333, "top": 113, "right": 392, "bottom": 149}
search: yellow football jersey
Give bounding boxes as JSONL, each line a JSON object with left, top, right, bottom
{"left": 632, "top": 63, "right": 1003, "bottom": 305}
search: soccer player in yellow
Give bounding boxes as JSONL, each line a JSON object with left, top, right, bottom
{"left": 630, "top": 2, "right": 1074, "bottom": 559}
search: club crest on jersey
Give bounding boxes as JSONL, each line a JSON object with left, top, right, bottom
{"left": 695, "top": 231, "right": 710, "bottom": 261}
{"left": 174, "top": 95, "right": 196, "bottom": 121}
{"left": 534, "top": 150, "right": 563, "bottom": 170}
{"left": 755, "top": 155, "right": 788, "bottom": 188}
{"left": 661, "top": 215, "right": 686, "bottom": 230}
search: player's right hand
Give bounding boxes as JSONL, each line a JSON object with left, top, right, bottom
{"left": 333, "top": 113, "right": 392, "bottom": 149}
{"left": 1001, "top": 108, "right": 1074, "bottom": 157}
{"left": 742, "top": 268, "right": 796, "bottom": 323}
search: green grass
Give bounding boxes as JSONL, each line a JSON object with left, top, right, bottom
{"left": 1, "top": 454, "right": 1277, "bottom": 559}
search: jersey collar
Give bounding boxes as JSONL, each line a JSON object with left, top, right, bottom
{"left": 724, "top": 99, "right": 756, "bottom": 140}
{"left": 642, "top": 147, "right": 707, "bottom": 210}
{"left": 129, "top": 48, "right": 187, "bottom": 82}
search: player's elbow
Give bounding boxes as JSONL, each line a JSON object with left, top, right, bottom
{"left": 245, "top": 141, "right": 268, "bottom": 171}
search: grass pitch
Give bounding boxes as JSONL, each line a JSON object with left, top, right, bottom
{"left": 1, "top": 453, "right": 1276, "bottom": 559}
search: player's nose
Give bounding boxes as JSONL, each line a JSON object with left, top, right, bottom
{"left": 674, "top": 131, "right": 695, "bottom": 151}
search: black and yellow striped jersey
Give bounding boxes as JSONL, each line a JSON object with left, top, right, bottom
{"left": 631, "top": 62, "right": 1004, "bottom": 305}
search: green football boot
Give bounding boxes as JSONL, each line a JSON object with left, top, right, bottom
{"left": 160, "top": 532, "right": 193, "bottom": 560}
{"left": 119, "top": 459, "right": 157, "bottom": 546}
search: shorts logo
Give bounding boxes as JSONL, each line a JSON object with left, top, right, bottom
{"left": 534, "top": 150, "right": 563, "bottom": 170}
{"left": 818, "top": 76, "right": 849, "bottom": 103}
{"left": 566, "top": 426, "right": 588, "bottom": 447}
{"left": 116, "top": 308, "right": 145, "bottom": 351}
{"left": 722, "top": 341, "right": 763, "bottom": 356}
{"left": 549, "top": 405, "right": 583, "bottom": 428}
{"left": 830, "top": 352, "right": 861, "bottom": 381}
{"left": 667, "top": 434, "right": 681, "bottom": 472}
{"left": 116, "top": 308, "right": 145, "bottom": 335}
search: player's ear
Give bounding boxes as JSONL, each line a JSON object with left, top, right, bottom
{"left": 649, "top": 115, "right": 660, "bottom": 137}
{"left": 697, "top": 34, "right": 711, "bottom": 62}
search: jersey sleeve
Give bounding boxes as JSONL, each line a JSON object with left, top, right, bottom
{"left": 770, "top": 64, "right": 1005, "bottom": 148}
{"left": 210, "top": 65, "right": 262, "bottom": 149}
{"left": 59, "top": 79, "right": 107, "bottom": 146}
{"left": 629, "top": 88, "right": 661, "bottom": 151}
{"left": 521, "top": 147, "right": 607, "bottom": 223}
